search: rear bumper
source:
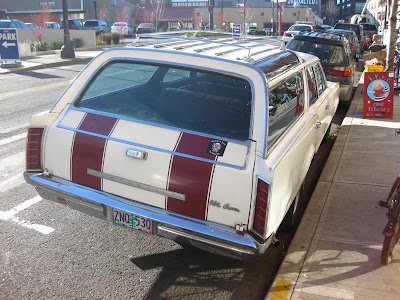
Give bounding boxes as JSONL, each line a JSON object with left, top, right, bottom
{"left": 24, "top": 172, "right": 272, "bottom": 260}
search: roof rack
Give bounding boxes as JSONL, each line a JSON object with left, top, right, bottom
{"left": 132, "top": 31, "right": 283, "bottom": 60}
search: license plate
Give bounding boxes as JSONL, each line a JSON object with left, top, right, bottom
{"left": 113, "top": 209, "right": 152, "bottom": 234}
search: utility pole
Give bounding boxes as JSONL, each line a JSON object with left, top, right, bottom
{"left": 209, "top": 0, "right": 214, "bottom": 29}
{"left": 243, "top": 0, "right": 246, "bottom": 34}
{"left": 60, "top": 0, "right": 75, "bottom": 59}
{"left": 93, "top": 1, "right": 97, "bottom": 19}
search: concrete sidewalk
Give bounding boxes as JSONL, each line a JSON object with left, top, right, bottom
{"left": 267, "top": 76, "right": 400, "bottom": 299}
{"left": 0, "top": 48, "right": 106, "bottom": 74}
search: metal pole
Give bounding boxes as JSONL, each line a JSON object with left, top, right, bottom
{"left": 275, "top": 0, "right": 278, "bottom": 35}
{"left": 61, "top": 0, "right": 75, "bottom": 59}
{"left": 272, "top": 1, "right": 274, "bottom": 35}
{"left": 209, "top": 0, "right": 214, "bottom": 30}
{"left": 93, "top": 1, "right": 97, "bottom": 20}
{"left": 243, "top": 0, "right": 246, "bottom": 34}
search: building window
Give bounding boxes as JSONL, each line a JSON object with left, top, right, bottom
{"left": 293, "top": 12, "right": 296, "bottom": 16}
{"left": 261, "top": 12, "right": 264, "bottom": 16}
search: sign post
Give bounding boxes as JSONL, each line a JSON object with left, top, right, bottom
{"left": 363, "top": 72, "right": 394, "bottom": 118}
{"left": 0, "top": 28, "right": 21, "bottom": 68}
{"left": 233, "top": 24, "right": 241, "bottom": 40}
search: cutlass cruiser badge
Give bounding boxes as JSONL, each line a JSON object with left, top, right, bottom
{"left": 207, "top": 139, "right": 227, "bottom": 156}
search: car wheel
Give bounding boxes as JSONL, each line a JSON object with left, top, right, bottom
{"left": 280, "top": 187, "right": 301, "bottom": 232}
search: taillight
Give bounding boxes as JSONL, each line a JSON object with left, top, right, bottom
{"left": 330, "top": 66, "right": 352, "bottom": 77}
{"left": 253, "top": 178, "right": 269, "bottom": 237}
{"left": 283, "top": 32, "right": 288, "bottom": 36}
{"left": 26, "top": 127, "right": 44, "bottom": 171}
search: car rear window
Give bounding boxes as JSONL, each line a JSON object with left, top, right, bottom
{"left": 335, "top": 24, "right": 360, "bottom": 36}
{"left": 0, "top": 21, "right": 11, "bottom": 28}
{"left": 75, "top": 62, "right": 252, "bottom": 141}
{"left": 287, "top": 40, "right": 345, "bottom": 64}
{"left": 288, "top": 25, "right": 311, "bottom": 31}
{"left": 84, "top": 21, "right": 98, "bottom": 27}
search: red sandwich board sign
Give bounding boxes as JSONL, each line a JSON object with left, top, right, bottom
{"left": 364, "top": 72, "right": 394, "bottom": 119}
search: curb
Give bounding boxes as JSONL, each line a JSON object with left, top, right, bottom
{"left": 265, "top": 80, "right": 365, "bottom": 300}
{"left": 1, "top": 57, "right": 94, "bottom": 74}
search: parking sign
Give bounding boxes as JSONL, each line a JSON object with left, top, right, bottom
{"left": 0, "top": 29, "right": 20, "bottom": 60}
{"left": 233, "top": 24, "right": 241, "bottom": 39}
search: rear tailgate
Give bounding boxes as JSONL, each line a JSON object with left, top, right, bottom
{"left": 43, "top": 60, "right": 256, "bottom": 228}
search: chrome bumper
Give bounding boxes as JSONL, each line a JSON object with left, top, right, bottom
{"left": 24, "top": 172, "right": 272, "bottom": 260}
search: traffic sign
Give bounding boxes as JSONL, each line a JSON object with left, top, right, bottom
{"left": 233, "top": 24, "right": 241, "bottom": 39}
{"left": 0, "top": 29, "right": 20, "bottom": 60}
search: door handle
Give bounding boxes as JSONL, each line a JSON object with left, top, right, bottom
{"left": 316, "top": 121, "right": 322, "bottom": 129}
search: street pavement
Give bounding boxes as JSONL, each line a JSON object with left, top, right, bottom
{"left": 267, "top": 75, "right": 400, "bottom": 299}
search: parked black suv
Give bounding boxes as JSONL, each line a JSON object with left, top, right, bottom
{"left": 286, "top": 31, "right": 356, "bottom": 102}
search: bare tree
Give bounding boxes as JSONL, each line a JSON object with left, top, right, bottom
{"left": 240, "top": 0, "right": 255, "bottom": 34}
{"left": 215, "top": 11, "right": 225, "bottom": 29}
{"left": 151, "top": 0, "right": 165, "bottom": 31}
{"left": 30, "top": 4, "right": 51, "bottom": 42}
{"left": 98, "top": 6, "right": 110, "bottom": 24}
{"left": 115, "top": 6, "right": 130, "bottom": 40}
{"left": 324, "top": 0, "right": 339, "bottom": 26}
{"left": 385, "top": 0, "right": 399, "bottom": 71}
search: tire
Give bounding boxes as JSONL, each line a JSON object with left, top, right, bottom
{"left": 280, "top": 189, "right": 300, "bottom": 232}
{"left": 323, "top": 123, "right": 332, "bottom": 142}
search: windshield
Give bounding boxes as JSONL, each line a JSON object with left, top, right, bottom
{"left": 288, "top": 25, "right": 311, "bottom": 31}
{"left": 0, "top": 21, "right": 11, "bottom": 28}
{"left": 75, "top": 62, "right": 252, "bottom": 141}
{"left": 287, "top": 40, "right": 345, "bottom": 64}
{"left": 113, "top": 22, "right": 126, "bottom": 26}
{"left": 139, "top": 23, "right": 153, "bottom": 28}
{"left": 84, "top": 21, "right": 99, "bottom": 27}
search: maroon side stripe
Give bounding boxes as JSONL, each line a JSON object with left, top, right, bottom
{"left": 167, "top": 133, "right": 217, "bottom": 220}
{"left": 72, "top": 114, "right": 117, "bottom": 190}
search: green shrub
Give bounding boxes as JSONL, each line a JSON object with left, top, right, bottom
{"left": 111, "top": 33, "right": 120, "bottom": 45}
{"left": 101, "top": 33, "right": 112, "bottom": 45}
{"left": 50, "top": 40, "right": 63, "bottom": 50}
{"left": 96, "top": 37, "right": 106, "bottom": 46}
{"left": 29, "top": 41, "right": 48, "bottom": 52}
{"left": 255, "top": 30, "right": 266, "bottom": 36}
{"left": 71, "top": 37, "right": 84, "bottom": 48}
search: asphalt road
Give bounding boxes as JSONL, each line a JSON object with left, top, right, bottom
{"left": 0, "top": 63, "right": 359, "bottom": 299}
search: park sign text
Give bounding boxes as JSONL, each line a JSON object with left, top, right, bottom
{"left": 0, "top": 29, "right": 19, "bottom": 60}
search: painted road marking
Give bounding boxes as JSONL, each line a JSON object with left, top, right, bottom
{"left": 267, "top": 278, "right": 292, "bottom": 300}
{"left": 0, "top": 80, "right": 69, "bottom": 100}
{"left": 0, "top": 151, "right": 25, "bottom": 193}
{"left": 0, "top": 196, "right": 54, "bottom": 235}
{"left": 0, "top": 122, "right": 29, "bottom": 134}
{"left": 0, "top": 132, "right": 26, "bottom": 146}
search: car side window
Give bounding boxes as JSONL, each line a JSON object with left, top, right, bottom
{"left": 306, "top": 67, "right": 318, "bottom": 105}
{"left": 267, "top": 71, "right": 304, "bottom": 148}
{"left": 313, "top": 63, "right": 326, "bottom": 95}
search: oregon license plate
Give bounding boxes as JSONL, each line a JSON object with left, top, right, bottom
{"left": 113, "top": 209, "right": 152, "bottom": 234}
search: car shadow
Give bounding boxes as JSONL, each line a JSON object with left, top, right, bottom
{"left": 15, "top": 70, "right": 64, "bottom": 79}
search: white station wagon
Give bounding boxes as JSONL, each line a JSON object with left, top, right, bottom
{"left": 25, "top": 34, "right": 339, "bottom": 260}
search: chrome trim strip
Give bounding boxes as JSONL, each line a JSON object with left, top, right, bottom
{"left": 25, "top": 173, "right": 268, "bottom": 259}
{"left": 56, "top": 123, "right": 248, "bottom": 170}
{"left": 87, "top": 168, "right": 186, "bottom": 201}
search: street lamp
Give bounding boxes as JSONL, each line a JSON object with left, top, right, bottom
{"left": 61, "top": 0, "right": 75, "bottom": 59}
